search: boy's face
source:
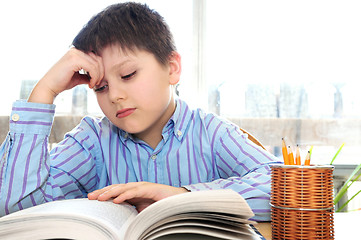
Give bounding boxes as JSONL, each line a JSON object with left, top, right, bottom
{"left": 95, "top": 44, "right": 180, "bottom": 143}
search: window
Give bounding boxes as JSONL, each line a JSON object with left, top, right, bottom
{"left": 203, "top": 0, "right": 361, "bottom": 159}
{"left": 202, "top": 0, "right": 361, "bottom": 210}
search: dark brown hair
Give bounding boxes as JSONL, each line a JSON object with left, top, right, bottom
{"left": 72, "top": 2, "right": 176, "bottom": 65}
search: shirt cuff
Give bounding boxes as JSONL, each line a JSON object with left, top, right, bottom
{"left": 9, "top": 100, "right": 56, "bottom": 135}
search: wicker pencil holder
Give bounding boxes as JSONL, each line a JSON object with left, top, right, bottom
{"left": 270, "top": 164, "right": 335, "bottom": 240}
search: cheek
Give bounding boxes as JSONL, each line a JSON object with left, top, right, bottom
{"left": 96, "top": 94, "right": 104, "bottom": 106}
{"left": 132, "top": 80, "right": 160, "bottom": 98}
{"left": 96, "top": 95, "right": 111, "bottom": 114}
{"left": 140, "top": 83, "right": 170, "bottom": 105}
{"left": 140, "top": 74, "right": 170, "bottom": 96}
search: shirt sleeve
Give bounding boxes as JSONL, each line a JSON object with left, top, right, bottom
{"left": 183, "top": 124, "right": 282, "bottom": 222}
{"left": 0, "top": 101, "right": 100, "bottom": 216}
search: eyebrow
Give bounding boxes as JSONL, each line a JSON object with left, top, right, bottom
{"left": 110, "top": 58, "right": 133, "bottom": 72}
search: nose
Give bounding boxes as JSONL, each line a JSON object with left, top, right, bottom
{"left": 108, "top": 82, "right": 126, "bottom": 103}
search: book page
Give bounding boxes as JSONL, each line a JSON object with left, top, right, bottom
{"left": 142, "top": 212, "right": 255, "bottom": 238}
{"left": 0, "top": 198, "right": 137, "bottom": 240}
{"left": 124, "top": 189, "right": 255, "bottom": 239}
{"left": 145, "top": 225, "right": 262, "bottom": 240}
{"left": 143, "top": 217, "right": 257, "bottom": 238}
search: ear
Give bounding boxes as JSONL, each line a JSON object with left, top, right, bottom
{"left": 168, "top": 51, "right": 182, "bottom": 85}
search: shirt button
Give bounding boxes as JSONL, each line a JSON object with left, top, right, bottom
{"left": 124, "top": 133, "right": 128, "bottom": 138}
{"left": 177, "top": 130, "right": 182, "bottom": 137}
{"left": 151, "top": 154, "right": 157, "bottom": 160}
{"left": 11, "top": 114, "right": 20, "bottom": 122}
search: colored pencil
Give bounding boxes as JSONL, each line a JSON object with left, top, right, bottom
{"left": 282, "top": 138, "right": 289, "bottom": 165}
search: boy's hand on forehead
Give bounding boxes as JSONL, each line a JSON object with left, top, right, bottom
{"left": 28, "top": 48, "right": 104, "bottom": 104}
{"left": 80, "top": 50, "right": 105, "bottom": 89}
{"left": 87, "top": 182, "right": 189, "bottom": 212}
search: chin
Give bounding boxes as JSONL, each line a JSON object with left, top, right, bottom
{"left": 112, "top": 121, "right": 142, "bottom": 134}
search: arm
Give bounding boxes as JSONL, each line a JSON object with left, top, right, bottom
{"left": 184, "top": 126, "right": 281, "bottom": 221}
{"left": 28, "top": 48, "right": 104, "bottom": 105}
{"left": 0, "top": 48, "right": 104, "bottom": 216}
{"left": 0, "top": 102, "right": 102, "bottom": 216}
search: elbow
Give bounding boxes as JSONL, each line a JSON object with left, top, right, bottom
{"left": 250, "top": 209, "right": 271, "bottom": 222}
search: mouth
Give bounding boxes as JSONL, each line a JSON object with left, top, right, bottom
{"left": 116, "top": 108, "right": 136, "bottom": 118}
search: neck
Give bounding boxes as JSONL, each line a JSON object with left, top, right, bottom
{"left": 135, "top": 98, "right": 177, "bottom": 149}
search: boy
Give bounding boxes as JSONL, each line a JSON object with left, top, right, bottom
{"left": 0, "top": 2, "right": 279, "bottom": 221}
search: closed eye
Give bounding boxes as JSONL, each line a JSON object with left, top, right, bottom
{"left": 94, "top": 84, "right": 108, "bottom": 93}
{"left": 122, "top": 71, "right": 136, "bottom": 80}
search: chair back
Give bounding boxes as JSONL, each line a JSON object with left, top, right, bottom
{"left": 240, "top": 127, "right": 266, "bottom": 150}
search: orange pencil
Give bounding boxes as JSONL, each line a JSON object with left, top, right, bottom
{"left": 295, "top": 145, "right": 301, "bottom": 165}
{"left": 282, "top": 138, "right": 289, "bottom": 165}
{"left": 304, "top": 151, "right": 311, "bottom": 165}
{"left": 288, "top": 146, "right": 295, "bottom": 165}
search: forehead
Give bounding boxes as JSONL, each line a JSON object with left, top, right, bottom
{"left": 99, "top": 44, "right": 138, "bottom": 71}
{"left": 100, "top": 44, "right": 161, "bottom": 71}
{"left": 100, "top": 44, "right": 132, "bottom": 60}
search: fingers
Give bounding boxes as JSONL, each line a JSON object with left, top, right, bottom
{"left": 69, "top": 48, "right": 104, "bottom": 89}
{"left": 87, "top": 184, "right": 122, "bottom": 200}
{"left": 87, "top": 183, "right": 190, "bottom": 213}
{"left": 89, "top": 182, "right": 155, "bottom": 203}
{"left": 84, "top": 51, "right": 104, "bottom": 89}
{"left": 88, "top": 182, "right": 189, "bottom": 206}
{"left": 37, "top": 48, "right": 105, "bottom": 97}
{"left": 112, "top": 184, "right": 151, "bottom": 204}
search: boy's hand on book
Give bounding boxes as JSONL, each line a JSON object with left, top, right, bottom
{"left": 28, "top": 47, "right": 104, "bottom": 104}
{"left": 87, "top": 182, "right": 189, "bottom": 212}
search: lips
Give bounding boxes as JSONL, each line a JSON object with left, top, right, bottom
{"left": 116, "top": 108, "right": 135, "bottom": 118}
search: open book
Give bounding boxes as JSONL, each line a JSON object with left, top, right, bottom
{"left": 0, "top": 189, "right": 264, "bottom": 240}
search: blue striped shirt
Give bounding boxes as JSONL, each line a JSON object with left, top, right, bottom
{"left": 0, "top": 98, "right": 280, "bottom": 221}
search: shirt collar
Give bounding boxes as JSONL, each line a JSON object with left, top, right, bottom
{"left": 167, "top": 98, "right": 193, "bottom": 141}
